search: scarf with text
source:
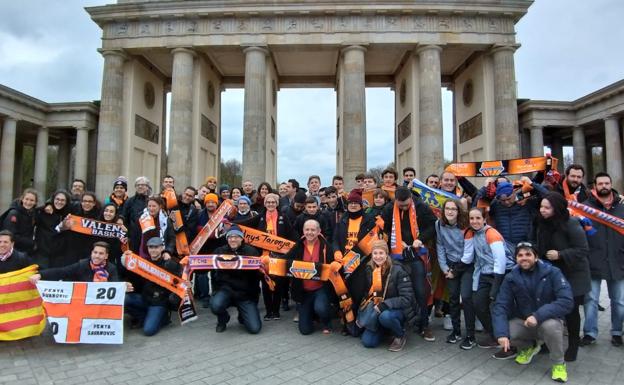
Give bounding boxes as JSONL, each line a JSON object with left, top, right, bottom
{"left": 90, "top": 261, "right": 109, "bottom": 282}
{"left": 390, "top": 199, "right": 418, "bottom": 258}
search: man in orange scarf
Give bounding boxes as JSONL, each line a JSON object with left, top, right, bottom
{"left": 382, "top": 186, "right": 437, "bottom": 341}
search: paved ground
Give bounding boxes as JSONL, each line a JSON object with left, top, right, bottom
{"left": 1, "top": 286, "right": 622, "bottom": 385}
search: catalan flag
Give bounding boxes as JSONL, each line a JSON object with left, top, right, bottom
{"left": 0, "top": 265, "right": 45, "bottom": 341}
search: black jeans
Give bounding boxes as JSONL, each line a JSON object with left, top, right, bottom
{"left": 405, "top": 258, "right": 429, "bottom": 330}
{"left": 473, "top": 274, "right": 495, "bottom": 336}
{"left": 262, "top": 276, "right": 286, "bottom": 316}
{"left": 447, "top": 263, "right": 475, "bottom": 337}
{"left": 566, "top": 295, "right": 584, "bottom": 353}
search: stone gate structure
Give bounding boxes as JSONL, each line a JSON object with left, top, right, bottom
{"left": 85, "top": 0, "right": 531, "bottom": 196}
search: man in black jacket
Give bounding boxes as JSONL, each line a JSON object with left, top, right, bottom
{"left": 124, "top": 237, "right": 178, "bottom": 336}
{"left": 581, "top": 172, "right": 624, "bottom": 347}
{"left": 382, "top": 186, "right": 437, "bottom": 341}
{"left": 121, "top": 176, "right": 151, "bottom": 253}
{"left": 210, "top": 226, "right": 262, "bottom": 334}
{"left": 0, "top": 230, "right": 33, "bottom": 274}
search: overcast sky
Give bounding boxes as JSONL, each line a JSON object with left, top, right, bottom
{"left": 1, "top": 0, "right": 623, "bottom": 187}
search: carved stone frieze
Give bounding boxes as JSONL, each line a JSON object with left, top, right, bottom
{"left": 105, "top": 14, "right": 514, "bottom": 40}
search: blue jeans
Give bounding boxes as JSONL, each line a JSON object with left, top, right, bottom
{"left": 583, "top": 279, "right": 624, "bottom": 337}
{"left": 210, "top": 290, "right": 262, "bottom": 334}
{"left": 125, "top": 293, "right": 169, "bottom": 336}
{"left": 407, "top": 258, "right": 428, "bottom": 329}
{"left": 298, "top": 287, "right": 332, "bottom": 335}
{"left": 361, "top": 309, "right": 405, "bottom": 348}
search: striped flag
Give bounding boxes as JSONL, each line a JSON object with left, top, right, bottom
{"left": 0, "top": 265, "right": 46, "bottom": 341}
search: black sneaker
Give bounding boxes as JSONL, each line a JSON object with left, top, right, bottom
{"left": 478, "top": 336, "right": 499, "bottom": 349}
{"left": 579, "top": 335, "right": 596, "bottom": 346}
{"left": 492, "top": 346, "right": 518, "bottom": 360}
{"left": 460, "top": 336, "right": 477, "bottom": 350}
{"left": 612, "top": 335, "right": 623, "bottom": 347}
{"left": 272, "top": 312, "right": 281, "bottom": 320}
{"left": 446, "top": 332, "right": 461, "bottom": 344}
{"left": 263, "top": 313, "right": 273, "bottom": 321}
{"left": 215, "top": 323, "right": 227, "bottom": 333}
{"left": 281, "top": 299, "right": 291, "bottom": 312}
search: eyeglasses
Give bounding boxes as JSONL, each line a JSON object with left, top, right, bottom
{"left": 516, "top": 242, "right": 534, "bottom": 248}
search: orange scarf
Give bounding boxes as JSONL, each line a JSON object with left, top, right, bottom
{"left": 266, "top": 210, "right": 278, "bottom": 235}
{"left": 562, "top": 179, "right": 577, "bottom": 201}
{"left": 390, "top": 200, "right": 418, "bottom": 258}
{"left": 591, "top": 189, "right": 614, "bottom": 210}
{"left": 345, "top": 217, "right": 362, "bottom": 252}
{"left": 90, "top": 261, "right": 109, "bottom": 282}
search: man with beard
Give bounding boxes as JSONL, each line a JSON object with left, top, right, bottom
{"left": 382, "top": 186, "right": 437, "bottom": 340}
{"left": 281, "top": 190, "right": 307, "bottom": 233}
{"left": 122, "top": 176, "right": 151, "bottom": 253}
{"left": 177, "top": 186, "right": 200, "bottom": 243}
{"left": 555, "top": 164, "right": 589, "bottom": 202}
{"left": 581, "top": 172, "right": 624, "bottom": 347}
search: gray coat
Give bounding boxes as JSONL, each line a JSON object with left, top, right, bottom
{"left": 584, "top": 193, "right": 624, "bottom": 281}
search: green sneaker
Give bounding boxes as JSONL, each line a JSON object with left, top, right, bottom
{"left": 515, "top": 343, "right": 542, "bottom": 365}
{"left": 551, "top": 363, "right": 568, "bottom": 383}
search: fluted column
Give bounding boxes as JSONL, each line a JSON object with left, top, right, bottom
{"left": 242, "top": 46, "right": 269, "bottom": 187}
{"left": 529, "top": 126, "right": 544, "bottom": 157}
{"left": 168, "top": 47, "right": 195, "bottom": 189}
{"left": 550, "top": 135, "right": 564, "bottom": 173}
{"left": 604, "top": 115, "right": 623, "bottom": 191}
{"left": 572, "top": 126, "right": 587, "bottom": 171}
{"left": 417, "top": 45, "right": 443, "bottom": 179}
{"left": 95, "top": 49, "right": 126, "bottom": 198}
{"left": 0, "top": 117, "right": 17, "bottom": 210}
{"left": 341, "top": 45, "right": 367, "bottom": 187}
{"left": 491, "top": 45, "right": 520, "bottom": 159}
{"left": 57, "top": 134, "right": 70, "bottom": 190}
{"left": 33, "top": 126, "right": 49, "bottom": 195}
{"left": 75, "top": 127, "right": 90, "bottom": 182}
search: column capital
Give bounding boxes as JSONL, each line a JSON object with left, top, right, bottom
{"left": 170, "top": 47, "right": 196, "bottom": 57}
{"left": 604, "top": 114, "right": 619, "bottom": 122}
{"left": 3, "top": 116, "right": 17, "bottom": 124}
{"left": 529, "top": 125, "right": 544, "bottom": 131}
{"left": 490, "top": 43, "right": 521, "bottom": 55}
{"left": 415, "top": 44, "right": 443, "bottom": 55}
{"left": 75, "top": 126, "right": 92, "bottom": 131}
{"left": 97, "top": 48, "right": 128, "bottom": 60}
{"left": 340, "top": 44, "right": 368, "bottom": 55}
{"left": 242, "top": 45, "right": 269, "bottom": 56}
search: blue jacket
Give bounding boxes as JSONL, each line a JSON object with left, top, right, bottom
{"left": 492, "top": 260, "right": 573, "bottom": 338}
{"left": 489, "top": 183, "right": 548, "bottom": 245}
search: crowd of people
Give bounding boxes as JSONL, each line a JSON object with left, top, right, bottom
{"left": 2, "top": 164, "right": 623, "bottom": 383}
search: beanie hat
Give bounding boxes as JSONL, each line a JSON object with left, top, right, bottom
{"left": 370, "top": 240, "right": 389, "bottom": 254}
{"left": 204, "top": 193, "right": 219, "bottom": 205}
{"left": 113, "top": 176, "right": 128, "bottom": 190}
{"left": 347, "top": 190, "right": 363, "bottom": 205}
{"left": 219, "top": 184, "right": 230, "bottom": 193}
{"left": 496, "top": 182, "right": 514, "bottom": 198}
{"left": 226, "top": 225, "right": 244, "bottom": 239}
{"left": 238, "top": 195, "right": 252, "bottom": 205}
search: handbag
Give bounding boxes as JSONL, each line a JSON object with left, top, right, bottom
{"left": 355, "top": 270, "right": 391, "bottom": 332}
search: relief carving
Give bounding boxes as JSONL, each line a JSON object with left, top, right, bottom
{"left": 140, "top": 23, "right": 150, "bottom": 35}
{"left": 310, "top": 17, "right": 323, "bottom": 30}
{"left": 165, "top": 20, "right": 175, "bottom": 33}
{"left": 237, "top": 18, "right": 248, "bottom": 31}
{"left": 262, "top": 17, "right": 274, "bottom": 30}
{"left": 187, "top": 21, "right": 197, "bottom": 33}
{"left": 287, "top": 18, "right": 297, "bottom": 30}
{"left": 212, "top": 19, "right": 222, "bottom": 31}
{"left": 117, "top": 23, "right": 128, "bottom": 35}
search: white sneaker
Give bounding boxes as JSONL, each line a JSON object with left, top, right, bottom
{"left": 443, "top": 314, "right": 453, "bottom": 331}
{"left": 475, "top": 319, "right": 484, "bottom": 332}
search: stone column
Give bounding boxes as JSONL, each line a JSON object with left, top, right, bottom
{"left": 168, "top": 47, "right": 195, "bottom": 189}
{"left": 33, "top": 126, "right": 49, "bottom": 195}
{"left": 0, "top": 117, "right": 17, "bottom": 210}
{"left": 604, "top": 115, "right": 623, "bottom": 191}
{"left": 572, "top": 126, "right": 587, "bottom": 172}
{"left": 242, "top": 46, "right": 269, "bottom": 187}
{"left": 57, "top": 134, "right": 70, "bottom": 190}
{"left": 340, "top": 45, "right": 367, "bottom": 187}
{"left": 529, "top": 126, "right": 544, "bottom": 157}
{"left": 75, "top": 127, "right": 90, "bottom": 183}
{"left": 585, "top": 145, "right": 594, "bottom": 182}
{"left": 13, "top": 142, "right": 23, "bottom": 199}
{"left": 550, "top": 135, "right": 564, "bottom": 173}
{"left": 96, "top": 49, "right": 126, "bottom": 198}
{"left": 491, "top": 45, "right": 520, "bottom": 159}
{"left": 417, "top": 45, "right": 443, "bottom": 178}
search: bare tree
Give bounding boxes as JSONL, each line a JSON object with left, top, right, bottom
{"left": 220, "top": 158, "right": 242, "bottom": 187}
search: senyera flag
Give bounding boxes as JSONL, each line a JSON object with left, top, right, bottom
{"left": 0, "top": 265, "right": 45, "bottom": 341}
{"left": 36, "top": 281, "right": 126, "bottom": 344}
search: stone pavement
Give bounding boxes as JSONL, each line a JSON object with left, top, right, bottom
{"left": 1, "top": 288, "right": 622, "bottom": 385}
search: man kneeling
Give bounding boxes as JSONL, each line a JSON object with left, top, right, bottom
{"left": 492, "top": 242, "right": 573, "bottom": 383}
{"left": 124, "top": 237, "right": 179, "bottom": 336}
{"left": 210, "top": 225, "right": 262, "bottom": 334}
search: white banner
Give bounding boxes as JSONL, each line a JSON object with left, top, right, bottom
{"left": 36, "top": 281, "right": 125, "bottom": 344}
